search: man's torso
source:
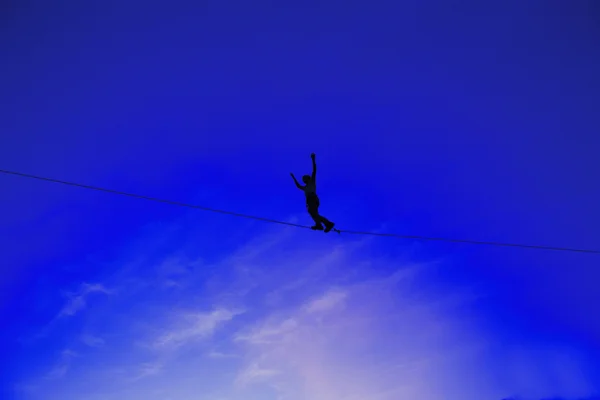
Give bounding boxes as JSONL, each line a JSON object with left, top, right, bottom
{"left": 303, "top": 182, "right": 317, "bottom": 199}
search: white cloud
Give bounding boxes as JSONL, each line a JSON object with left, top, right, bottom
{"left": 229, "top": 264, "right": 501, "bottom": 400}
{"left": 235, "top": 318, "right": 298, "bottom": 345}
{"left": 46, "top": 349, "right": 77, "bottom": 380}
{"left": 207, "top": 351, "right": 238, "bottom": 359}
{"left": 235, "top": 363, "right": 281, "bottom": 386}
{"left": 132, "top": 362, "right": 163, "bottom": 381}
{"left": 153, "top": 308, "right": 244, "bottom": 349}
{"left": 81, "top": 334, "right": 105, "bottom": 348}
{"left": 59, "top": 283, "right": 111, "bottom": 318}
{"left": 226, "top": 251, "right": 599, "bottom": 400}
{"left": 500, "top": 343, "right": 597, "bottom": 400}
{"left": 15, "top": 223, "right": 599, "bottom": 400}
{"left": 303, "top": 289, "right": 347, "bottom": 314}
{"left": 155, "top": 257, "right": 192, "bottom": 277}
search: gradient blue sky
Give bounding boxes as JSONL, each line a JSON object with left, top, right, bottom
{"left": 1, "top": 1, "right": 600, "bottom": 399}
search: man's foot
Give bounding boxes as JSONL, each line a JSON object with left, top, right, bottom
{"left": 311, "top": 225, "right": 324, "bottom": 231}
{"left": 324, "top": 222, "right": 335, "bottom": 233}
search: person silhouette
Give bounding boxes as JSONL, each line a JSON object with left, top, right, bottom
{"left": 290, "top": 153, "right": 336, "bottom": 233}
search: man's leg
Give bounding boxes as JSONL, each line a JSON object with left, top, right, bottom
{"left": 319, "top": 215, "right": 332, "bottom": 225}
{"left": 311, "top": 197, "right": 334, "bottom": 231}
{"left": 319, "top": 215, "right": 335, "bottom": 232}
{"left": 308, "top": 207, "right": 324, "bottom": 230}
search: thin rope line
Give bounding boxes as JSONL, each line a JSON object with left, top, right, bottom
{"left": 1, "top": 168, "right": 599, "bottom": 254}
{"left": 0, "top": 169, "right": 310, "bottom": 229}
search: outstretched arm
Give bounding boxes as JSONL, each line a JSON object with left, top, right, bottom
{"left": 290, "top": 173, "right": 304, "bottom": 190}
{"left": 310, "top": 153, "right": 317, "bottom": 183}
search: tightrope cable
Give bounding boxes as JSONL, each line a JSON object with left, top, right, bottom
{"left": 1, "top": 168, "right": 599, "bottom": 254}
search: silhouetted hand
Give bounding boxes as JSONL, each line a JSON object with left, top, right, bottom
{"left": 311, "top": 153, "right": 316, "bottom": 160}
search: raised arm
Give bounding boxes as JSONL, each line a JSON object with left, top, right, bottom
{"left": 310, "top": 153, "right": 316, "bottom": 183}
{"left": 290, "top": 173, "right": 304, "bottom": 190}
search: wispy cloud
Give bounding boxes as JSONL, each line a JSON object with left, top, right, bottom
{"left": 229, "top": 262, "right": 498, "bottom": 400}
{"left": 235, "top": 318, "right": 298, "bottom": 345}
{"left": 45, "top": 349, "right": 77, "bottom": 380}
{"left": 235, "top": 363, "right": 280, "bottom": 386}
{"left": 19, "top": 283, "right": 113, "bottom": 345}
{"left": 207, "top": 350, "right": 238, "bottom": 359}
{"left": 131, "top": 362, "right": 164, "bottom": 381}
{"left": 80, "top": 334, "right": 105, "bottom": 348}
{"left": 15, "top": 223, "right": 599, "bottom": 400}
{"left": 59, "top": 283, "right": 111, "bottom": 318}
{"left": 303, "top": 288, "right": 347, "bottom": 314}
{"left": 153, "top": 308, "right": 244, "bottom": 350}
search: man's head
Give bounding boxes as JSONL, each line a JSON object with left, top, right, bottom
{"left": 302, "top": 175, "right": 311, "bottom": 184}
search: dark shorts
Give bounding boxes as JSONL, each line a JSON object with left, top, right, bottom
{"left": 306, "top": 194, "right": 320, "bottom": 212}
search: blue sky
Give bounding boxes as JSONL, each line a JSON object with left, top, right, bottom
{"left": 1, "top": 1, "right": 600, "bottom": 399}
